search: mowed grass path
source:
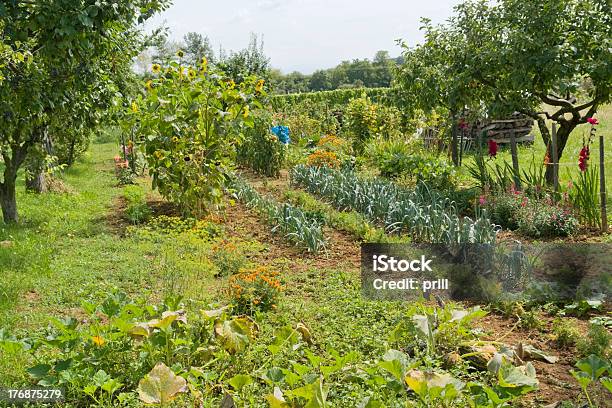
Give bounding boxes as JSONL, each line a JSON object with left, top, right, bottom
{"left": 0, "top": 143, "right": 168, "bottom": 330}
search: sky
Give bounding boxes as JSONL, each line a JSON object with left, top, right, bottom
{"left": 147, "top": 0, "right": 462, "bottom": 74}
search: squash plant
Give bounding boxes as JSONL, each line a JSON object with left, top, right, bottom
{"left": 132, "top": 57, "right": 266, "bottom": 216}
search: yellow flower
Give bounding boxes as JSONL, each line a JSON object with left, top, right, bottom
{"left": 201, "top": 57, "right": 208, "bottom": 68}
{"left": 172, "top": 136, "right": 179, "bottom": 143}
{"left": 92, "top": 336, "right": 105, "bottom": 346}
{"left": 145, "top": 80, "right": 153, "bottom": 91}
{"left": 255, "top": 79, "right": 264, "bottom": 93}
{"left": 188, "top": 69, "right": 196, "bottom": 80}
{"left": 228, "top": 79, "right": 235, "bottom": 89}
{"left": 176, "top": 50, "right": 184, "bottom": 58}
{"left": 131, "top": 101, "right": 139, "bottom": 113}
{"left": 242, "top": 105, "right": 250, "bottom": 118}
{"left": 151, "top": 63, "right": 161, "bottom": 73}
{"left": 154, "top": 150, "right": 164, "bottom": 159}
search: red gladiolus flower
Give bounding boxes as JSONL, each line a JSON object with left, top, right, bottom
{"left": 488, "top": 139, "right": 498, "bottom": 157}
{"left": 586, "top": 117, "right": 599, "bottom": 125}
{"left": 479, "top": 195, "right": 487, "bottom": 206}
{"left": 578, "top": 146, "right": 589, "bottom": 172}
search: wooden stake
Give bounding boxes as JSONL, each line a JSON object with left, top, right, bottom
{"left": 510, "top": 131, "right": 521, "bottom": 190}
{"left": 551, "top": 123, "right": 559, "bottom": 195}
{"left": 600, "top": 132, "right": 608, "bottom": 232}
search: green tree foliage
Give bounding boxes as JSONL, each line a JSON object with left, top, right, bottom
{"left": 398, "top": 0, "right": 612, "bottom": 182}
{"left": 271, "top": 51, "right": 398, "bottom": 94}
{"left": 217, "top": 34, "right": 270, "bottom": 83}
{"left": 183, "top": 32, "right": 215, "bottom": 66}
{"left": 0, "top": 0, "right": 169, "bottom": 223}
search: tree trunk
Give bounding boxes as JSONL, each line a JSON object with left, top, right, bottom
{"left": 450, "top": 111, "right": 459, "bottom": 166}
{"left": 25, "top": 170, "right": 47, "bottom": 193}
{"left": 0, "top": 169, "right": 18, "bottom": 223}
{"left": 544, "top": 122, "right": 576, "bottom": 185}
{"left": 25, "top": 126, "right": 51, "bottom": 193}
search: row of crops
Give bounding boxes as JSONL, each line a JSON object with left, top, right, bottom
{"left": 270, "top": 87, "right": 400, "bottom": 110}
{"left": 233, "top": 178, "right": 326, "bottom": 252}
{"left": 290, "top": 165, "right": 498, "bottom": 245}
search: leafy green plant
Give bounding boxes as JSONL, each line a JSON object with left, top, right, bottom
{"left": 344, "top": 95, "right": 379, "bottom": 155}
{"left": 516, "top": 199, "right": 579, "bottom": 238}
{"left": 15, "top": 293, "right": 259, "bottom": 405}
{"left": 577, "top": 323, "right": 611, "bottom": 359}
{"left": 481, "top": 193, "right": 521, "bottom": 231}
{"left": 570, "top": 355, "right": 611, "bottom": 408}
{"left": 237, "top": 109, "right": 286, "bottom": 177}
{"left": 210, "top": 238, "right": 250, "bottom": 277}
{"left": 570, "top": 166, "right": 601, "bottom": 229}
{"left": 366, "top": 137, "right": 456, "bottom": 190}
{"left": 552, "top": 318, "right": 580, "bottom": 349}
{"left": 123, "top": 185, "right": 152, "bottom": 224}
{"left": 130, "top": 57, "right": 264, "bottom": 216}
{"left": 389, "top": 303, "right": 488, "bottom": 357}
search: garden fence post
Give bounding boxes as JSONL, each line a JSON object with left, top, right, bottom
{"left": 450, "top": 112, "right": 459, "bottom": 166}
{"left": 551, "top": 123, "right": 559, "bottom": 196}
{"left": 600, "top": 132, "right": 608, "bottom": 232}
{"left": 510, "top": 130, "right": 521, "bottom": 191}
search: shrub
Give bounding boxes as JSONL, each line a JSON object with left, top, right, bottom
{"left": 237, "top": 110, "right": 286, "bottom": 177}
{"left": 123, "top": 185, "right": 151, "bottom": 224}
{"left": 344, "top": 95, "right": 378, "bottom": 155}
{"left": 484, "top": 193, "right": 521, "bottom": 230}
{"left": 516, "top": 199, "right": 579, "bottom": 238}
{"left": 365, "top": 137, "right": 455, "bottom": 190}
{"left": 482, "top": 192, "right": 579, "bottom": 237}
{"left": 228, "top": 266, "right": 282, "bottom": 315}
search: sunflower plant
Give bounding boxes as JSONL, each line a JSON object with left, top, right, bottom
{"left": 132, "top": 55, "right": 266, "bottom": 215}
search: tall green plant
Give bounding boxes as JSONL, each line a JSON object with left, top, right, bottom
{"left": 132, "top": 59, "right": 265, "bottom": 216}
{"left": 237, "top": 110, "right": 285, "bottom": 177}
{"left": 571, "top": 167, "right": 601, "bottom": 229}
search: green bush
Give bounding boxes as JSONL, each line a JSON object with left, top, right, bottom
{"left": 123, "top": 185, "right": 151, "bottom": 224}
{"left": 132, "top": 60, "right": 264, "bottom": 216}
{"left": 485, "top": 194, "right": 521, "bottom": 230}
{"left": 366, "top": 138, "right": 456, "bottom": 190}
{"left": 237, "top": 110, "right": 286, "bottom": 177}
{"left": 516, "top": 199, "right": 579, "bottom": 238}
{"left": 344, "top": 95, "right": 379, "bottom": 155}
{"left": 577, "top": 323, "right": 611, "bottom": 359}
{"left": 483, "top": 193, "right": 579, "bottom": 237}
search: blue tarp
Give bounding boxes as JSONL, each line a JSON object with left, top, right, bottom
{"left": 271, "top": 126, "right": 290, "bottom": 145}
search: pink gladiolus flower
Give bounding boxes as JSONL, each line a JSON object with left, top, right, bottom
{"left": 578, "top": 146, "right": 589, "bottom": 172}
{"left": 586, "top": 117, "right": 599, "bottom": 125}
{"left": 479, "top": 196, "right": 487, "bottom": 206}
